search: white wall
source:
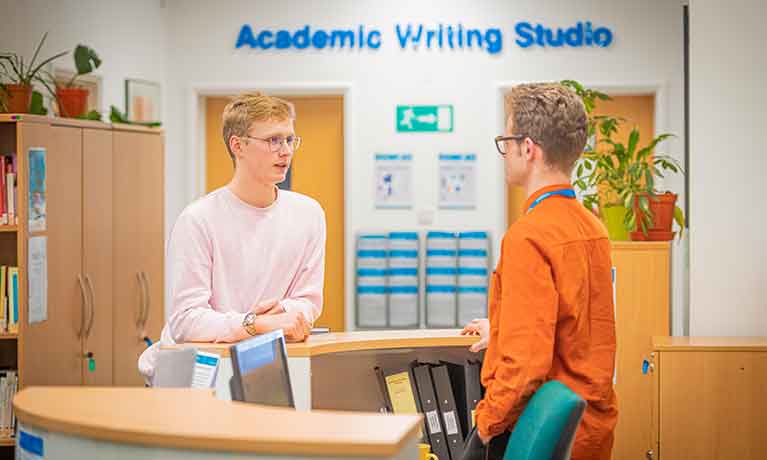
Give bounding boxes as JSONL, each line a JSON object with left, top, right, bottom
{"left": 689, "top": 0, "right": 767, "bottom": 335}
{"left": 0, "top": 0, "right": 167, "bottom": 121}
{"left": 1, "top": 0, "right": 690, "bottom": 332}
{"left": 165, "top": 0, "right": 687, "bottom": 330}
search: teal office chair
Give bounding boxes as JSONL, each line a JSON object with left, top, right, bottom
{"left": 503, "top": 380, "right": 587, "bottom": 460}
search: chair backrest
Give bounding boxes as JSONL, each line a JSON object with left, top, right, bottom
{"left": 504, "top": 380, "right": 587, "bottom": 460}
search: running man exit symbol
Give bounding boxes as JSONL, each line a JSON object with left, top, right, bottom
{"left": 396, "top": 105, "right": 453, "bottom": 132}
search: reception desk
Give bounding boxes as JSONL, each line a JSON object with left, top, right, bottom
{"left": 13, "top": 387, "right": 422, "bottom": 459}
{"left": 173, "top": 329, "right": 480, "bottom": 411}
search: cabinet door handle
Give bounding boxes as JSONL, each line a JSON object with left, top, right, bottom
{"left": 141, "top": 271, "right": 152, "bottom": 328}
{"left": 77, "top": 274, "right": 88, "bottom": 338}
{"left": 84, "top": 274, "right": 96, "bottom": 338}
{"left": 136, "top": 272, "right": 147, "bottom": 330}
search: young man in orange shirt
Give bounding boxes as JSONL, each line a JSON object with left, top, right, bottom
{"left": 462, "top": 83, "right": 618, "bottom": 460}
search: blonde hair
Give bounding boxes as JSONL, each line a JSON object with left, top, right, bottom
{"left": 505, "top": 83, "right": 587, "bottom": 174}
{"left": 222, "top": 92, "right": 296, "bottom": 162}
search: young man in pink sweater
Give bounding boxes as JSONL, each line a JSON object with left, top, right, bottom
{"left": 139, "top": 92, "right": 326, "bottom": 382}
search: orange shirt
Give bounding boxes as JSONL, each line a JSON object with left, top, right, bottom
{"left": 475, "top": 184, "right": 618, "bottom": 460}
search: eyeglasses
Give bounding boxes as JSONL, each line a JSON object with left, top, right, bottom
{"left": 241, "top": 134, "right": 302, "bottom": 153}
{"left": 494, "top": 135, "right": 525, "bottom": 156}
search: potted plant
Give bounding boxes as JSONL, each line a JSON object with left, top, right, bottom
{"left": 563, "top": 80, "right": 685, "bottom": 241}
{"left": 0, "top": 33, "right": 66, "bottom": 113}
{"left": 55, "top": 44, "right": 101, "bottom": 118}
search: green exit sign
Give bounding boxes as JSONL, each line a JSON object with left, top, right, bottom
{"left": 396, "top": 105, "right": 453, "bottom": 132}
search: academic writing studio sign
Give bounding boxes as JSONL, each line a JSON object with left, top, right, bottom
{"left": 235, "top": 21, "right": 614, "bottom": 54}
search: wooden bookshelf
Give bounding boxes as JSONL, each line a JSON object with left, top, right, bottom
{"left": 0, "top": 227, "right": 16, "bottom": 233}
{"left": 0, "top": 437, "right": 15, "bottom": 446}
{"left": 0, "top": 335, "right": 17, "bottom": 340}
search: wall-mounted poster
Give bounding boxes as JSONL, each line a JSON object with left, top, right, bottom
{"left": 28, "top": 147, "right": 46, "bottom": 232}
{"left": 439, "top": 153, "right": 476, "bottom": 209}
{"left": 374, "top": 153, "right": 412, "bottom": 209}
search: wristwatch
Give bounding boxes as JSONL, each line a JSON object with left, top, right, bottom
{"left": 242, "top": 311, "right": 259, "bottom": 336}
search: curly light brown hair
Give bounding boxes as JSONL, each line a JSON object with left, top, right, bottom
{"left": 505, "top": 83, "right": 587, "bottom": 174}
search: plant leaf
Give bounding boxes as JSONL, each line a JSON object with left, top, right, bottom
{"left": 28, "top": 90, "right": 47, "bottom": 115}
{"left": 76, "top": 109, "right": 103, "bottom": 121}
{"left": 674, "top": 205, "right": 685, "bottom": 240}
{"left": 627, "top": 128, "right": 639, "bottom": 158}
{"left": 74, "top": 45, "right": 101, "bottom": 77}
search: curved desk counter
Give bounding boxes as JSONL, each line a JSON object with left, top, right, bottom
{"left": 14, "top": 387, "right": 422, "bottom": 459}
{"left": 171, "top": 329, "right": 481, "bottom": 411}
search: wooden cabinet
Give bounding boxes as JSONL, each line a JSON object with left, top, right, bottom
{"left": 651, "top": 337, "right": 767, "bottom": 460}
{"left": 21, "top": 123, "right": 115, "bottom": 386}
{"left": 21, "top": 124, "right": 84, "bottom": 386}
{"left": 112, "top": 128, "right": 164, "bottom": 386}
{"left": 82, "top": 128, "right": 114, "bottom": 386}
{"left": 611, "top": 242, "right": 671, "bottom": 460}
{"left": 2, "top": 115, "right": 163, "bottom": 392}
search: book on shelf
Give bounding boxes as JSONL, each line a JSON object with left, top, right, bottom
{"left": 0, "top": 155, "right": 15, "bottom": 226}
{"left": 0, "top": 370, "right": 17, "bottom": 437}
{"left": 0, "top": 266, "right": 18, "bottom": 334}
{"left": 7, "top": 267, "right": 18, "bottom": 334}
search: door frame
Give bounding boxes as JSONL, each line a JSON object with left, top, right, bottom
{"left": 187, "top": 82, "right": 354, "bottom": 330}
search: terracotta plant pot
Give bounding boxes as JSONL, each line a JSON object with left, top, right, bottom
{"left": 632, "top": 192, "right": 677, "bottom": 241}
{"left": 601, "top": 205, "right": 630, "bottom": 241}
{"left": 630, "top": 230, "right": 675, "bottom": 241}
{"left": 57, "top": 87, "right": 89, "bottom": 118}
{"left": 1, "top": 84, "right": 32, "bottom": 113}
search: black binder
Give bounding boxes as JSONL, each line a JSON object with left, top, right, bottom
{"left": 443, "top": 359, "right": 483, "bottom": 439}
{"left": 431, "top": 364, "right": 465, "bottom": 460}
{"left": 413, "top": 363, "right": 451, "bottom": 460}
{"left": 375, "top": 364, "right": 427, "bottom": 443}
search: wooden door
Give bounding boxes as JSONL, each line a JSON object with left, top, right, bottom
{"left": 21, "top": 124, "right": 84, "bottom": 385}
{"left": 82, "top": 128, "right": 113, "bottom": 385}
{"left": 205, "top": 97, "right": 233, "bottom": 192}
{"left": 138, "top": 132, "right": 165, "bottom": 374}
{"left": 505, "top": 94, "right": 655, "bottom": 227}
{"left": 205, "top": 95, "right": 346, "bottom": 332}
{"left": 112, "top": 129, "right": 164, "bottom": 386}
{"left": 285, "top": 96, "right": 345, "bottom": 333}
{"left": 611, "top": 242, "right": 670, "bottom": 460}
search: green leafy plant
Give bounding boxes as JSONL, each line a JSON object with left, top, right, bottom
{"left": 0, "top": 32, "right": 66, "bottom": 97}
{"left": 63, "top": 45, "right": 101, "bottom": 88}
{"left": 29, "top": 90, "right": 47, "bottom": 115}
{"left": 76, "top": 109, "right": 103, "bottom": 121}
{"left": 562, "top": 80, "right": 686, "bottom": 237}
{"left": 110, "top": 105, "right": 161, "bottom": 128}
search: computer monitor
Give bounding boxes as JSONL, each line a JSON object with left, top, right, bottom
{"left": 229, "top": 329, "right": 295, "bottom": 408}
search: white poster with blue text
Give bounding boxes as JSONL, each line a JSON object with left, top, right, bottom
{"left": 439, "top": 153, "right": 476, "bottom": 209}
{"left": 374, "top": 153, "right": 412, "bottom": 209}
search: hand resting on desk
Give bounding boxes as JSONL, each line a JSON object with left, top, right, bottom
{"left": 461, "top": 318, "right": 490, "bottom": 352}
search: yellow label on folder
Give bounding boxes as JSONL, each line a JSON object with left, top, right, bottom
{"left": 385, "top": 372, "right": 418, "bottom": 414}
{"left": 385, "top": 371, "right": 423, "bottom": 438}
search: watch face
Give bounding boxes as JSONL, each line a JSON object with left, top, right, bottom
{"left": 243, "top": 312, "right": 257, "bottom": 335}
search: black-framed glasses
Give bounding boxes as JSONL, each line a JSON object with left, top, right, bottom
{"left": 494, "top": 135, "right": 526, "bottom": 156}
{"left": 242, "top": 134, "right": 302, "bottom": 153}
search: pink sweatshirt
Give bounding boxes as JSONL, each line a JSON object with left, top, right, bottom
{"left": 138, "top": 186, "right": 326, "bottom": 381}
